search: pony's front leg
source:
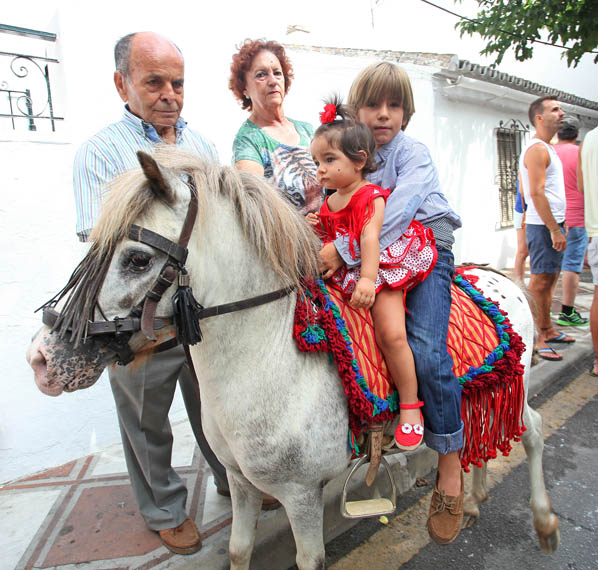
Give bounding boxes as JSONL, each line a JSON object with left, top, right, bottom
{"left": 284, "top": 485, "right": 325, "bottom": 570}
{"left": 227, "top": 471, "right": 263, "bottom": 570}
{"left": 522, "top": 403, "right": 560, "bottom": 553}
{"left": 463, "top": 462, "right": 489, "bottom": 528}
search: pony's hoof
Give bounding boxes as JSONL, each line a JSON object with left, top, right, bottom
{"left": 463, "top": 494, "right": 481, "bottom": 527}
{"left": 462, "top": 513, "right": 478, "bottom": 529}
{"left": 537, "top": 525, "right": 560, "bottom": 554}
{"left": 535, "top": 514, "right": 560, "bottom": 554}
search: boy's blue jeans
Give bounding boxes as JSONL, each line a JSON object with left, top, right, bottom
{"left": 405, "top": 248, "right": 464, "bottom": 454}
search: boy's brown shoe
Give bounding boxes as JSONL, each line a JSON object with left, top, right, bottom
{"left": 427, "top": 470, "right": 464, "bottom": 545}
{"left": 158, "top": 517, "right": 202, "bottom": 555}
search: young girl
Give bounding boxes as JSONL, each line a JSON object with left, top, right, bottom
{"left": 309, "top": 100, "right": 437, "bottom": 452}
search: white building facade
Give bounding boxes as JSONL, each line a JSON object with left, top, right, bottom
{"left": 282, "top": 45, "right": 598, "bottom": 267}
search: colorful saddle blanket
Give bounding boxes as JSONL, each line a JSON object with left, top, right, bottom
{"left": 293, "top": 269, "right": 526, "bottom": 470}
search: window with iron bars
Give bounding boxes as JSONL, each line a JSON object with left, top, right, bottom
{"left": 496, "top": 119, "right": 529, "bottom": 228}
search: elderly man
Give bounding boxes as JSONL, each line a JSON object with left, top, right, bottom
{"left": 519, "top": 96, "right": 573, "bottom": 362}
{"left": 73, "top": 32, "right": 227, "bottom": 555}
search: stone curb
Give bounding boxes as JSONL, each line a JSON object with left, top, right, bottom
{"left": 528, "top": 333, "right": 594, "bottom": 399}
{"left": 172, "top": 446, "right": 437, "bottom": 570}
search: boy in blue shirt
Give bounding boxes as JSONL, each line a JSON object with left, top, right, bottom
{"left": 319, "top": 62, "right": 463, "bottom": 545}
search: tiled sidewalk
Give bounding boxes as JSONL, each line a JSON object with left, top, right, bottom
{"left": 0, "top": 421, "right": 234, "bottom": 570}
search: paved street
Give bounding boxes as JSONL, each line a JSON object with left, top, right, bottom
{"left": 324, "top": 363, "right": 598, "bottom": 570}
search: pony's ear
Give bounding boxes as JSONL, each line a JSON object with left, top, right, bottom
{"left": 136, "top": 151, "right": 175, "bottom": 204}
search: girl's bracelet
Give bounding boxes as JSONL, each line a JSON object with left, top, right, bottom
{"left": 550, "top": 227, "right": 561, "bottom": 235}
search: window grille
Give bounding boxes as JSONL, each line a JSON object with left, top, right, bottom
{"left": 496, "top": 119, "right": 529, "bottom": 228}
{"left": 0, "top": 25, "right": 63, "bottom": 132}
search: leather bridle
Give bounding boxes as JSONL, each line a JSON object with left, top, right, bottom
{"left": 41, "top": 174, "right": 294, "bottom": 365}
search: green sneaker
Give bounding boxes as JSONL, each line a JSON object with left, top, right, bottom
{"left": 556, "top": 309, "right": 589, "bottom": 326}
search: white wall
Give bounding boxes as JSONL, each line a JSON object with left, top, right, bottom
{"left": 0, "top": 27, "right": 67, "bottom": 141}
{"left": 0, "top": 140, "right": 190, "bottom": 483}
{"left": 288, "top": 0, "right": 598, "bottom": 102}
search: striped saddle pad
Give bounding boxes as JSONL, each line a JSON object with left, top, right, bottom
{"left": 325, "top": 277, "right": 503, "bottom": 400}
{"left": 293, "top": 272, "right": 526, "bottom": 469}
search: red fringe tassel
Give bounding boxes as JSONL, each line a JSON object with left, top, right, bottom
{"left": 459, "top": 305, "right": 527, "bottom": 471}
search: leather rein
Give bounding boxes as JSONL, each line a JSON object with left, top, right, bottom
{"left": 42, "top": 174, "right": 294, "bottom": 365}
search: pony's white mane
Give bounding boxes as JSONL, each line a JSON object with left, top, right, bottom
{"left": 91, "top": 146, "right": 321, "bottom": 290}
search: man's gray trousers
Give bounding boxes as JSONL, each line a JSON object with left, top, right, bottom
{"left": 108, "top": 344, "right": 228, "bottom": 530}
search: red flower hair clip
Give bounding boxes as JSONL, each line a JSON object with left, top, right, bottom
{"left": 319, "top": 103, "right": 337, "bottom": 124}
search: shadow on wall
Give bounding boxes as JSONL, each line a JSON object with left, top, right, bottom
{"left": 428, "top": 75, "right": 520, "bottom": 269}
{"left": 497, "top": 230, "right": 516, "bottom": 269}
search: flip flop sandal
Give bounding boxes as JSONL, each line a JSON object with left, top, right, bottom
{"left": 589, "top": 368, "right": 598, "bottom": 377}
{"left": 538, "top": 347, "right": 563, "bottom": 361}
{"left": 546, "top": 332, "right": 575, "bottom": 343}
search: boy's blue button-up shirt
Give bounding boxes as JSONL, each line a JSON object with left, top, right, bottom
{"left": 335, "top": 131, "right": 461, "bottom": 267}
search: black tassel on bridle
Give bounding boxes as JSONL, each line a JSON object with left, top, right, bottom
{"left": 172, "top": 269, "right": 204, "bottom": 345}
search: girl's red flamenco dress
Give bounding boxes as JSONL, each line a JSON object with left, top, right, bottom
{"left": 318, "top": 184, "right": 437, "bottom": 296}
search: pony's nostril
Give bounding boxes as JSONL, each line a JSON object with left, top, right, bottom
{"left": 29, "top": 349, "right": 48, "bottom": 377}
{"left": 26, "top": 340, "right": 44, "bottom": 367}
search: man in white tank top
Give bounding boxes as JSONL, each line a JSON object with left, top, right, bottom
{"left": 519, "top": 96, "right": 572, "bottom": 361}
{"left": 579, "top": 126, "right": 598, "bottom": 375}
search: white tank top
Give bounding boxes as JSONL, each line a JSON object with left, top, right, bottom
{"left": 519, "top": 138, "right": 566, "bottom": 225}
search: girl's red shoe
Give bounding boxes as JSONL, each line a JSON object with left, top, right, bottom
{"left": 394, "top": 401, "right": 424, "bottom": 451}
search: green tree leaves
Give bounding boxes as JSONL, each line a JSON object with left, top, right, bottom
{"left": 454, "top": 0, "right": 598, "bottom": 67}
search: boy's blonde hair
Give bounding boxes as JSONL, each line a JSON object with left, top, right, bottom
{"left": 347, "top": 62, "right": 415, "bottom": 130}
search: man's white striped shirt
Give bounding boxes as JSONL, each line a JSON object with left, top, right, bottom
{"left": 73, "top": 107, "right": 218, "bottom": 241}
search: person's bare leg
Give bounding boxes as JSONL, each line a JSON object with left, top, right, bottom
{"left": 371, "top": 289, "right": 420, "bottom": 427}
{"left": 514, "top": 228, "right": 529, "bottom": 283}
{"left": 437, "top": 451, "right": 462, "bottom": 496}
{"left": 561, "top": 270, "right": 580, "bottom": 307}
{"left": 528, "top": 272, "right": 560, "bottom": 347}
{"left": 591, "top": 286, "right": 598, "bottom": 375}
{"left": 550, "top": 270, "right": 560, "bottom": 302}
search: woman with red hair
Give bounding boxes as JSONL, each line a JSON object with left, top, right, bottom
{"left": 229, "top": 39, "right": 324, "bottom": 215}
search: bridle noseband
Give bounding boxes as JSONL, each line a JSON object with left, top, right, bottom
{"left": 41, "top": 173, "right": 294, "bottom": 365}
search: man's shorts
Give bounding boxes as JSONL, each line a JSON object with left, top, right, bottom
{"left": 587, "top": 238, "right": 598, "bottom": 286}
{"left": 514, "top": 210, "right": 525, "bottom": 231}
{"left": 561, "top": 226, "right": 588, "bottom": 273}
{"left": 526, "top": 223, "right": 564, "bottom": 274}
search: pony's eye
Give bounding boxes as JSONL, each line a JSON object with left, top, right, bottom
{"left": 127, "top": 252, "right": 152, "bottom": 272}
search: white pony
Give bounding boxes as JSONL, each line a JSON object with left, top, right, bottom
{"left": 27, "top": 148, "right": 559, "bottom": 569}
